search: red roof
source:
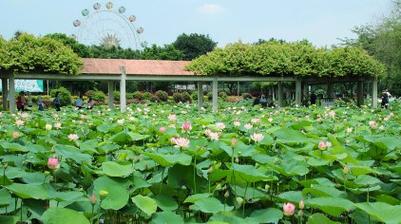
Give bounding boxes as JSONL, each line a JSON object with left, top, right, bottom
{"left": 82, "top": 58, "right": 194, "bottom": 76}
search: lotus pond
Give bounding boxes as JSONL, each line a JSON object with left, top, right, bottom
{"left": 0, "top": 102, "right": 401, "bottom": 224}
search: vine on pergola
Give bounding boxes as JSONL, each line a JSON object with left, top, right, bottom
{"left": 0, "top": 33, "right": 82, "bottom": 75}
{"left": 187, "top": 41, "right": 386, "bottom": 78}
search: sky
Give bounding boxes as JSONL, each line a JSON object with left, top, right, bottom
{"left": 0, "top": 0, "right": 393, "bottom": 48}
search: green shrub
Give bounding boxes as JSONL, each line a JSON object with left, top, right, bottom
{"left": 219, "top": 91, "right": 228, "bottom": 100}
{"left": 113, "top": 91, "right": 120, "bottom": 101}
{"left": 50, "top": 87, "right": 72, "bottom": 106}
{"left": 191, "top": 91, "right": 198, "bottom": 101}
{"left": 143, "top": 92, "right": 152, "bottom": 101}
{"left": 155, "top": 90, "right": 168, "bottom": 102}
{"left": 150, "top": 94, "right": 159, "bottom": 102}
{"left": 182, "top": 92, "right": 192, "bottom": 103}
{"left": 126, "top": 92, "right": 134, "bottom": 100}
{"left": 133, "top": 91, "right": 144, "bottom": 101}
{"left": 173, "top": 92, "right": 183, "bottom": 103}
{"left": 86, "top": 90, "right": 106, "bottom": 103}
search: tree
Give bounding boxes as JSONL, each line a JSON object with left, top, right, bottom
{"left": 343, "top": 0, "right": 401, "bottom": 95}
{"left": 173, "top": 33, "right": 217, "bottom": 60}
{"left": 188, "top": 41, "right": 385, "bottom": 78}
{"left": 0, "top": 33, "right": 82, "bottom": 75}
{"left": 141, "top": 44, "right": 184, "bottom": 60}
{"left": 45, "top": 33, "right": 92, "bottom": 58}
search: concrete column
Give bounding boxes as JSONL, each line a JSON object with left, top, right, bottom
{"left": 212, "top": 78, "right": 218, "bottom": 113}
{"left": 197, "top": 82, "right": 203, "bottom": 110}
{"left": 1, "top": 78, "right": 8, "bottom": 111}
{"left": 237, "top": 81, "right": 240, "bottom": 96}
{"left": 108, "top": 80, "right": 114, "bottom": 109}
{"left": 357, "top": 80, "right": 364, "bottom": 107}
{"left": 9, "top": 76, "right": 16, "bottom": 113}
{"left": 295, "top": 79, "right": 302, "bottom": 106}
{"left": 372, "top": 78, "right": 378, "bottom": 109}
{"left": 277, "top": 82, "right": 283, "bottom": 107}
{"left": 119, "top": 66, "right": 127, "bottom": 112}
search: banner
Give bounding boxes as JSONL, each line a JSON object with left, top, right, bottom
{"left": 0, "top": 80, "right": 44, "bottom": 93}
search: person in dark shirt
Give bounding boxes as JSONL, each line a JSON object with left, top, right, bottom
{"left": 53, "top": 92, "right": 61, "bottom": 111}
{"left": 310, "top": 92, "right": 317, "bottom": 105}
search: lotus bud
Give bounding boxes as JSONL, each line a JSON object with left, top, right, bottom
{"left": 89, "top": 194, "right": 97, "bottom": 205}
{"left": 224, "top": 191, "right": 230, "bottom": 198}
{"left": 236, "top": 197, "right": 244, "bottom": 205}
{"left": 215, "top": 183, "right": 222, "bottom": 190}
{"left": 299, "top": 200, "right": 305, "bottom": 210}
{"left": 264, "top": 184, "right": 270, "bottom": 191}
{"left": 99, "top": 190, "right": 109, "bottom": 198}
{"left": 343, "top": 166, "right": 350, "bottom": 174}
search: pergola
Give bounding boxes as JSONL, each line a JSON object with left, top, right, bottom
{"left": 1, "top": 58, "right": 378, "bottom": 113}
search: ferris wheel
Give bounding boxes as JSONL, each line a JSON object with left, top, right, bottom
{"left": 72, "top": 1, "right": 144, "bottom": 49}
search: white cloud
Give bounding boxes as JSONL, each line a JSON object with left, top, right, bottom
{"left": 198, "top": 4, "right": 224, "bottom": 14}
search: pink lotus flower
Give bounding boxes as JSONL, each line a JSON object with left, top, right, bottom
{"left": 215, "top": 122, "right": 226, "bottom": 130}
{"left": 159, "top": 127, "right": 166, "bottom": 133}
{"left": 251, "top": 118, "right": 261, "bottom": 124}
{"left": 328, "top": 110, "right": 336, "bottom": 118}
{"left": 68, "top": 134, "right": 79, "bottom": 142}
{"left": 369, "top": 120, "right": 377, "bottom": 129}
{"left": 15, "top": 119, "right": 24, "bottom": 126}
{"left": 283, "top": 202, "right": 295, "bottom": 216}
{"left": 244, "top": 123, "right": 253, "bottom": 130}
{"left": 47, "top": 157, "right": 60, "bottom": 170}
{"left": 171, "top": 137, "right": 190, "bottom": 149}
{"left": 168, "top": 114, "right": 177, "bottom": 122}
{"left": 204, "top": 129, "right": 219, "bottom": 141}
{"left": 12, "top": 131, "right": 21, "bottom": 139}
{"left": 250, "top": 133, "right": 264, "bottom": 143}
{"left": 54, "top": 122, "right": 62, "bottom": 129}
{"left": 318, "top": 141, "right": 332, "bottom": 150}
{"left": 181, "top": 121, "right": 192, "bottom": 132}
{"left": 233, "top": 121, "right": 241, "bottom": 127}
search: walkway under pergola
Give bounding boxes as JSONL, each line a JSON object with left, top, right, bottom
{"left": 1, "top": 58, "right": 379, "bottom": 113}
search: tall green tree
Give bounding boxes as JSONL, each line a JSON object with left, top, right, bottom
{"left": 173, "top": 33, "right": 217, "bottom": 60}
{"left": 343, "top": 0, "right": 401, "bottom": 95}
{"left": 141, "top": 44, "right": 184, "bottom": 60}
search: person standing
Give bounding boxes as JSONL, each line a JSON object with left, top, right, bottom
{"left": 38, "top": 96, "right": 44, "bottom": 111}
{"left": 53, "top": 92, "right": 61, "bottom": 111}
{"left": 381, "top": 89, "right": 391, "bottom": 109}
{"left": 75, "top": 94, "right": 84, "bottom": 109}
{"left": 310, "top": 92, "right": 317, "bottom": 105}
{"left": 16, "top": 91, "right": 26, "bottom": 111}
{"left": 87, "top": 97, "right": 95, "bottom": 110}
